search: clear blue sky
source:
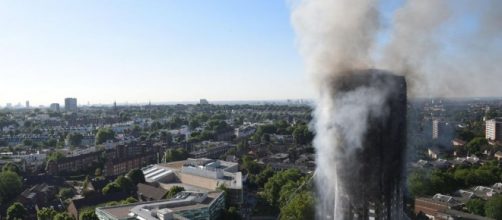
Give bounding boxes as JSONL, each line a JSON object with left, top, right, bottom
{"left": 1, "top": 0, "right": 484, "bottom": 106}
{"left": 0, "top": 1, "right": 313, "bottom": 106}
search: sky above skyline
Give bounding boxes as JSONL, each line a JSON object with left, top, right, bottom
{"left": 1, "top": 1, "right": 314, "bottom": 106}
{"left": 1, "top": 0, "right": 493, "bottom": 106}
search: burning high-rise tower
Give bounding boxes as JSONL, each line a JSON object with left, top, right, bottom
{"left": 313, "top": 69, "right": 407, "bottom": 220}
{"left": 332, "top": 69, "right": 406, "bottom": 219}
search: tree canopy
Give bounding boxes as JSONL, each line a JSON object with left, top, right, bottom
{"left": 164, "top": 148, "right": 188, "bottom": 162}
{"left": 485, "top": 196, "right": 502, "bottom": 220}
{"left": 127, "top": 169, "right": 145, "bottom": 186}
{"left": 6, "top": 202, "right": 27, "bottom": 220}
{"left": 66, "top": 133, "right": 83, "bottom": 146}
{"left": 165, "top": 186, "right": 185, "bottom": 198}
{"left": 95, "top": 128, "right": 115, "bottom": 144}
{"left": 279, "top": 191, "right": 315, "bottom": 220}
{"left": 53, "top": 212, "right": 74, "bottom": 220}
{"left": 79, "top": 209, "right": 98, "bottom": 220}
{"left": 466, "top": 198, "right": 486, "bottom": 216}
{"left": 263, "top": 169, "right": 303, "bottom": 207}
{"left": 2, "top": 162, "right": 21, "bottom": 174}
{"left": 37, "top": 207, "right": 57, "bottom": 220}
{"left": 292, "top": 123, "right": 314, "bottom": 145}
{"left": 0, "top": 171, "right": 23, "bottom": 204}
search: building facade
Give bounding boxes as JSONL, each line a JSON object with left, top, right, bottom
{"left": 65, "top": 98, "right": 78, "bottom": 112}
{"left": 95, "top": 191, "right": 225, "bottom": 220}
{"left": 486, "top": 118, "right": 502, "bottom": 141}
{"left": 50, "top": 103, "right": 60, "bottom": 112}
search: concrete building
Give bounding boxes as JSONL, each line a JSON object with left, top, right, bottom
{"left": 486, "top": 118, "right": 502, "bottom": 141}
{"left": 95, "top": 191, "right": 225, "bottom": 220}
{"left": 65, "top": 98, "right": 78, "bottom": 112}
{"left": 50, "top": 103, "right": 60, "bottom": 112}
{"left": 141, "top": 158, "right": 243, "bottom": 205}
{"left": 432, "top": 119, "right": 440, "bottom": 139}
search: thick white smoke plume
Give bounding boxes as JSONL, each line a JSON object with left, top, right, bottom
{"left": 291, "top": 0, "right": 502, "bottom": 219}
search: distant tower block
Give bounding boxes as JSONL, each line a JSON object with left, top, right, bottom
{"left": 64, "top": 98, "right": 77, "bottom": 112}
{"left": 486, "top": 118, "right": 502, "bottom": 141}
{"left": 200, "top": 99, "right": 209, "bottom": 105}
{"left": 50, "top": 103, "right": 60, "bottom": 112}
{"left": 332, "top": 69, "right": 407, "bottom": 220}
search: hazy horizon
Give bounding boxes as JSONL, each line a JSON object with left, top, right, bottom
{"left": 1, "top": 0, "right": 501, "bottom": 106}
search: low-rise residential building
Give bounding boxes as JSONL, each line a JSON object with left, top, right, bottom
{"left": 189, "top": 142, "right": 234, "bottom": 159}
{"left": 473, "top": 186, "right": 497, "bottom": 199}
{"left": 16, "top": 184, "right": 58, "bottom": 213}
{"left": 46, "top": 150, "right": 102, "bottom": 175}
{"left": 494, "top": 151, "right": 502, "bottom": 161}
{"left": 235, "top": 126, "right": 256, "bottom": 139}
{"left": 68, "top": 192, "right": 129, "bottom": 220}
{"left": 415, "top": 197, "right": 492, "bottom": 220}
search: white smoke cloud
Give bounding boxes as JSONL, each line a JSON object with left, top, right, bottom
{"left": 381, "top": 0, "right": 502, "bottom": 97}
{"left": 291, "top": 0, "right": 502, "bottom": 219}
{"left": 291, "top": 0, "right": 380, "bottom": 86}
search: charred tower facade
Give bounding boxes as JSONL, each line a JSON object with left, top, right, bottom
{"left": 331, "top": 69, "right": 407, "bottom": 220}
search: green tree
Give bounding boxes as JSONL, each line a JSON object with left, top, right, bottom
{"left": 221, "top": 206, "right": 242, "bottom": 220}
{"left": 127, "top": 169, "right": 145, "bottom": 185}
{"left": 263, "top": 169, "right": 302, "bottom": 207}
{"left": 466, "top": 198, "right": 485, "bottom": 216}
{"left": 2, "top": 162, "right": 21, "bottom": 174}
{"left": 36, "top": 207, "right": 57, "bottom": 220}
{"left": 242, "top": 155, "right": 262, "bottom": 175}
{"left": 0, "top": 171, "right": 23, "bottom": 204}
{"left": 111, "top": 176, "right": 134, "bottom": 193}
{"left": 94, "top": 168, "right": 102, "bottom": 176}
{"left": 47, "top": 151, "right": 65, "bottom": 161}
{"left": 66, "top": 133, "right": 83, "bottom": 146}
{"left": 430, "top": 170, "right": 458, "bottom": 194}
{"left": 165, "top": 186, "right": 185, "bottom": 198}
{"left": 408, "top": 170, "right": 433, "bottom": 196}
{"left": 164, "top": 148, "right": 188, "bottom": 162}
{"left": 22, "top": 139, "right": 33, "bottom": 146}
{"left": 79, "top": 209, "right": 98, "bottom": 220}
{"left": 53, "top": 212, "right": 74, "bottom": 220}
{"left": 188, "top": 118, "right": 201, "bottom": 130}
{"left": 59, "top": 188, "right": 75, "bottom": 200}
{"left": 279, "top": 191, "right": 314, "bottom": 220}
{"left": 159, "top": 131, "right": 172, "bottom": 144}
{"left": 102, "top": 182, "right": 121, "bottom": 195}
{"left": 6, "top": 202, "right": 27, "bottom": 220}
{"left": 254, "top": 165, "right": 275, "bottom": 188}
{"left": 465, "top": 137, "right": 488, "bottom": 155}
{"left": 95, "top": 128, "right": 115, "bottom": 144}
{"left": 485, "top": 196, "right": 502, "bottom": 220}
{"left": 123, "top": 197, "right": 138, "bottom": 204}
{"left": 292, "top": 123, "right": 314, "bottom": 145}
